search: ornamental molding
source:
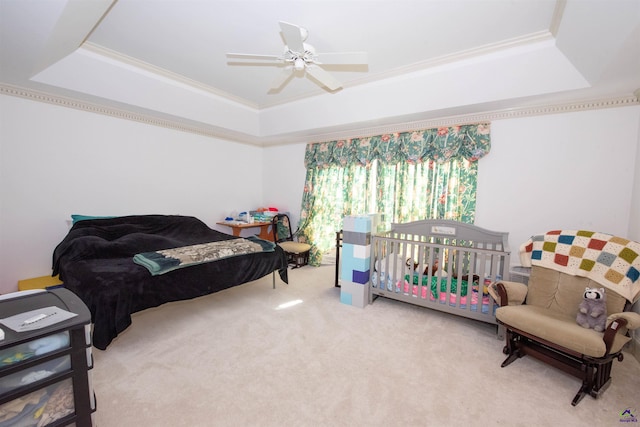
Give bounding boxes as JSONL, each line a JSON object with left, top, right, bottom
{"left": 318, "top": 95, "right": 640, "bottom": 143}
{"left": 1, "top": 83, "right": 638, "bottom": 147}
{"left": 0, "top": 83, "right": 261, "bottom": 146}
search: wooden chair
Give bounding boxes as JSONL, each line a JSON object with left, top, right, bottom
{"left": 271, "top": 213, "right": 311, "bottom": 268}
{"left": 489, "top": 230, "right": 640, "bottom": 406}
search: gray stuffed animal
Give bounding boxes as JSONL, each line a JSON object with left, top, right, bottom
{"left": 576, "top": 287, "right": 607, "bottom": 332}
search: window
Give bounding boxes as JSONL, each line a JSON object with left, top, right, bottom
{"left": 298, "top": 124, "right": 491, "bottom": 265}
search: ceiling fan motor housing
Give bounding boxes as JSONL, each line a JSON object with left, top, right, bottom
{"left": 227, "top": 21, "right": 367, "bottom": 91}
{"left": 283, "top": 44, "right": 316, "bottom": 70}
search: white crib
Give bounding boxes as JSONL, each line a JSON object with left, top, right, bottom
{"left": 369, "top": 219, "right": 510, "bottom": 326}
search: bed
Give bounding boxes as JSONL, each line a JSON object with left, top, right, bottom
{"left": 52, "top": 215, "right": 288, "bottom": 350}
{"left": 369, "top": 219, "right": 510, "bottom": 325}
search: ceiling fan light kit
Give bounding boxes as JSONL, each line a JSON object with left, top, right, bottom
{"left": 227, "top": 21, "right": 368, "bottom": 92}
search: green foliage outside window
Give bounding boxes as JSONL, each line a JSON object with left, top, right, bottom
{"left": 298, "top": 124, "right": 491, "bottom": 265}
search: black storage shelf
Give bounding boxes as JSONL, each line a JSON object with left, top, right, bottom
{"left": 0, "top": 288, "right": 95, "bottom": 426}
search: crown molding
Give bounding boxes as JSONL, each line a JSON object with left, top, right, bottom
{"left": 1, "top": 83, "right": 638, "bottom": 147}
{"left": 549, "top": 0, "right": 567, "bottom": 37}
{"left": 0, "top": 83, "right": 263, "bottom": 146}
{"left": 315, "top": 95, "right": 640, "bottom": 143}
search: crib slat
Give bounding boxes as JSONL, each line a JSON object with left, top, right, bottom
{"left": 369, "top": 220, "right": 510, "bottom": 327}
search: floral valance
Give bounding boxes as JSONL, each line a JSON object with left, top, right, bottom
{"left": 304, "top": 124, "right": 490, "bottom": 169}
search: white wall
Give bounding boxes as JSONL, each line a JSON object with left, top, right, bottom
{"left": 629, "top": 112, "right": 640, "bottom": 242}
{"left": 262, "top": 143, "right": 307, "bottom": 229}
{"left": 476, "top": 106, "right": 640, "bottom": 260}
{"left": 0, "top": 94, "right": 264, "bottom": 294}
{"left": 2, "top": 94, "right": 640, "bottom": 300}
{"left": 262, "top": 106, "right": 640, "bottom": 359}
{"left": 264, "top": 106, "right": 640, "bottom": 263}
{"left": 627, "top": 105, "right": 640, "bottom": 358}
{"left": 477, "top": 106, "right": 640, "bottom": 359}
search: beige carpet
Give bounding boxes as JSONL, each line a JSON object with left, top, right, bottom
{"left": 91, "top": 264, "right": 640, "bottom": 426}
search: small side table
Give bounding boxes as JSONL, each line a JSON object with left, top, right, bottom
{"left": 216, "top": 221, "right": 273, "bottom": 241}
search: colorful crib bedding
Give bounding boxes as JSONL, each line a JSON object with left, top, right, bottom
{"left": 369, "top": 219, "right": 509, "bottom": 326}
{"left": 372, "top": 273, "right": 491, "bottom": 313}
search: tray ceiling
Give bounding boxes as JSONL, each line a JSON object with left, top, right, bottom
{"left": 1, "top": 0, "right": 639, "bottom": 145}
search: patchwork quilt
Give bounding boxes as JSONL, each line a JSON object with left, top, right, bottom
{"left": 520, "top": 230, "right": 640, "bottom": 302}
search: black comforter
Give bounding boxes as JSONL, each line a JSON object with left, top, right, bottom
{"left": 52, "top": 215, "right": 288, "bottom": 350}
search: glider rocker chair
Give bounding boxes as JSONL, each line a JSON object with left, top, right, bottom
{"left": 488, "top": 230, "right": 640, "bottom": 406}
{"left": 271, "top": 213, "right": 311, "bottom": 268}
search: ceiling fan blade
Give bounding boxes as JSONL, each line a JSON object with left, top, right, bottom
{"left": 305, "top": 65, "right": 342, "bottom": 91}
{"left": 315, "top": 52, "right": 368, "bottom": 65}
{"left": 270, "top": 67, "right": 294, "bottom": 90}
{"left": 279, "top": 21, "right": 305, "bottom": 53}
{"left": 226, "top": 53, "right": 282, "bottom": 62}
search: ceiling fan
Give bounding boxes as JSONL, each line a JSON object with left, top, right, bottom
{"left": 226, "top": 21, "right": 368, "bottom": 92}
